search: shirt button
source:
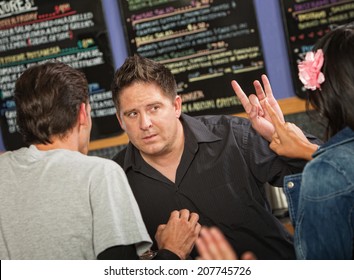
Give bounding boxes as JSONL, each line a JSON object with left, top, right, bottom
{"left": 287, "top": 181, "right": 294, "bottom": 189}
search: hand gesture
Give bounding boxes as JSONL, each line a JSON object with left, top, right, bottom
{"left": 196, "top": 227, "right": 256, "bottom": 260}
{"left": 155, "top": 209, "right": 201, "bottom": 260}
{"left": 231, "top": 74, "right": 284, "bottom": 141}
{"left": 265, "top": 101, "right": 317, "bottom": 160}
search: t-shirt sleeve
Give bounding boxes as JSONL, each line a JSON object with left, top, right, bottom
{"left": 90, "top": 161, "right": 152, "bottom": 257}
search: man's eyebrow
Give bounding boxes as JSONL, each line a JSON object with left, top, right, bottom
{"left": 122, "top": 102, "right": 164, "bottom": 115}
{"left": 147, "top": 102, "right": 163, "bottom": 108}
{"left": 122, "top": 108, "right": 136, "bottom": 116}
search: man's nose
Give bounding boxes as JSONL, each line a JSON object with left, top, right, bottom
{"left": 140, "top": 113, "right": 152, "bottom": 130}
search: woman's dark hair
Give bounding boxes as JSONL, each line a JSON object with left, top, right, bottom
{"left": 14, "top": 62, "right": 89, "bottom": 145}
{"left": 308, "top": 23, "right": 354, "bottom": 139}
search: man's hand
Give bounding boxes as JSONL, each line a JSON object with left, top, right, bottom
{"left": 231, "top": 74, "right": 284, "bottom": 141}
{"left": 155, "top": 209, "right": 201, "bottom": 260}
{"left": 196, "top": 227, "right": 256, "bottom": 260}
{"left": 265, "top": 101, "right": 318, "bottom": 160}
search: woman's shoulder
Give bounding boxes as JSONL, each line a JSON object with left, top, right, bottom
{"left": 302, "top": 145, "right": 354, "bottom": 199}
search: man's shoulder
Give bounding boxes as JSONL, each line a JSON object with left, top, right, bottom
{"left": 61, "top": 149, "right": 120, "bottom": 171}
{"left": 112, "top": 147, "right": 128, "bottom": 166}
{"left": 0, "top": 150, "right": 15, "bottom": 171}
{"left": 195, "top": 114, "right": 248, "bottom": 124}
{"left": 191, "top": 114, "right": 251, "bottom": 130}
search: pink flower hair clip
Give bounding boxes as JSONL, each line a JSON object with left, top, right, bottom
{"left": 298, "top": 49, "right": 325, "bottom": 91}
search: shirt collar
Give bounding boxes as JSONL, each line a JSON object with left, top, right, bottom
{"left": 122, "top": 142, "right": 137, "bottom": 172}
{"left": 122, "top": 113, "right": 222, "bottom": 171}
{"left": 180, "top": 113, "right": 222, "bottom": 143}
{"left": 314, "top": 126, "right": 354, "bottom": 157}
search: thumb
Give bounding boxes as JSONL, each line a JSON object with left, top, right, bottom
{"left": 156, "top": 224, "right": 166, "bottom": 234}
{"left": 269, "top": 140, "right": 278, "bottom": 153}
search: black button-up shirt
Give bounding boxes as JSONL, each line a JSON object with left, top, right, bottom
{"left": 113, "top": 114, "right": 312, "bottom": 259}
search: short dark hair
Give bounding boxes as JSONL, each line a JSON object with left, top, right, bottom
{"left": 309, "top": 23, "right": 354, "bottom": 138}
{"left": 14, "top": 61, "right": 89, "bottom": 145}
{"left": 111, "top": 55, "right": 177, "bottom": 113}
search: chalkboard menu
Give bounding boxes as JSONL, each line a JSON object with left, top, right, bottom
{"left": 0, "top": 0, "right": 121, "bottom": 151}
{"left": 118, "top": 0, "right": 266, "bottom": 116}
{"left": 280, "top": 0, "right": 354, "bottom": 98}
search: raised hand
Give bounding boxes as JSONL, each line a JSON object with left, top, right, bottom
{"left": 155, "top": 209, "right": 201, "bottom": 260}
{"left": 265, "top": 101, "right": 317, "bottom": 160}
{"left": 196, "top": 227, "right": 256, "bottom": 260}
{"left": 231, "top": 74, "right": 284, "bottom": 141}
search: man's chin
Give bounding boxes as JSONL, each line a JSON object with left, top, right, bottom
{"left": 139, "top": 145, "right": 163, "bottom": 157}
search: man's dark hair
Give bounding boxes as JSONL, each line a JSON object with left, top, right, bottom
{"left": 14, "top": 61, "right": 89, "bottom": 145}
{"left": 111, "top": 55, "right": 177, "bottom": 113}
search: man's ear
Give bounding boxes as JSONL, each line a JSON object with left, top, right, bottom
{"left": 78, "top": 103, "right": 88, "bottom": 126}
{"left": 174, "top": 95, "right": 182, "bottom": 118}
{"left": 116, "top": 112, "right": 125, "bottom": 131}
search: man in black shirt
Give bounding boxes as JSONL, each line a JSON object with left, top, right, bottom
{"left": 111, "top": 55, "right": 319, "bottom": 259}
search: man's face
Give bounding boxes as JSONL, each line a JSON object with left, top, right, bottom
{"left": 117, "top": 82, "right": 182, "bottom": 158}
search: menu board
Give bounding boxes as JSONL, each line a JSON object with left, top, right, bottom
{"left": 280, "top": 0, "right": 354, "bottom": 98}
{"left": 118, "top": 0, "right": 266, "bottom": 116}
{"left": 0, "top": 0, "right": 121, "bottom": 150}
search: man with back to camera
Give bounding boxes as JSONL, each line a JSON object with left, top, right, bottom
{"left": 111, "top": 55, "right": 321, "bottom": 259}
{"left": 0, "top": 61, "right": 201, "bottom": 260}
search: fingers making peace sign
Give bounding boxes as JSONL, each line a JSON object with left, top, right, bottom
{"left": 231, "top": 74, "right": 284, "bottom": 142}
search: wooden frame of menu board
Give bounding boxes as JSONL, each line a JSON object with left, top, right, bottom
{"left": 117, "top": 0, "right": 266, "bottom": 117}
{"left": 0, "top": 0, "right": 122, "bottom": 151}
{"left": 280, "top": 0, "right": 354, "bottom": 98}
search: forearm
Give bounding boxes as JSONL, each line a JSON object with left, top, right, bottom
{"left": 296, "top": 140, "right": 319, "bottom": 161}
{"left": 271, "top": 132, "right": 322, "bottom": 162}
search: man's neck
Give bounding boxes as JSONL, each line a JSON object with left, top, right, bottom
{"left": 35, "top": 134, "right": 79, "bottom": 153}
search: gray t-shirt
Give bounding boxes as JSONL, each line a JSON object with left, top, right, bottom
{"left": 0, "top": 145, "right": 151, "bottom": 259}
